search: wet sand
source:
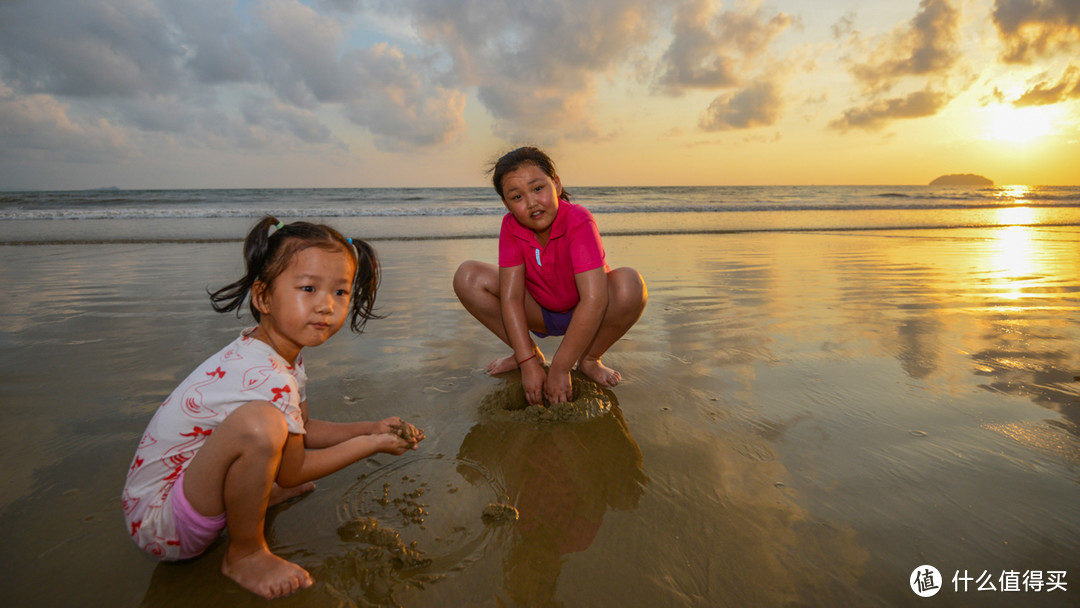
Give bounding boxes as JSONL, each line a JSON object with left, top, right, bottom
{"left": 1, "top": 227, "right": 1078, "bottom": 607}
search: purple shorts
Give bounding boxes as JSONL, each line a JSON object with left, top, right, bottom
{"left": 533, "top": 307, "right": 574, "bottom": 339}
{"left": 172, "top": 470, "right": 227, "bottom": 559}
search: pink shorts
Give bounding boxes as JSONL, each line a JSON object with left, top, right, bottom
{"left": 172, "top": 470, "right": 227, "bottom": 559}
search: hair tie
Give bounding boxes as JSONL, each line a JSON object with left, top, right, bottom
{"left": 347, "top": 237, "right": 353, "bottom": 244}
{"left": 274, "top": 221, "right": 284, "bottom": 230}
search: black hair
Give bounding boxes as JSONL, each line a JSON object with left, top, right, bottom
{"left": 209, "top": 216, "right": 382, "bottom": 333}
{"left": 489, "top": 146, "right": 570, "bottom": 202}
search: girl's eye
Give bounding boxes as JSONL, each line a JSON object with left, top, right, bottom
{"left": 534, "top": 184, "right": 544, "bottom": 192}
{"left": 301, "top": 286, "right": 315, "bottom": 293}
{"left": 335, "top": 289, "right": 349, "bottom": 297}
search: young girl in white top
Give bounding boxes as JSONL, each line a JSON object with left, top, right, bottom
{"left": 122, "top": 216, "right": 423, "bottom": 599}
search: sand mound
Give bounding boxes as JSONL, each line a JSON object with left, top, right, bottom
{"left": 479, "top": 369, "right": 614, "bottom": 422}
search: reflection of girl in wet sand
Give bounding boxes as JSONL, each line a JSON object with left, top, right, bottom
{"left": 122, "top": 218, "right": 424, "bottom": 599}
{"left": 458, "top": 403, "right": 647, "bottom": 605}
{"left": 454, "top": 147, "right": 647, "bottom": 406}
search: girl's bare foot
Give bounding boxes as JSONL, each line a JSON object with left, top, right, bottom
{"left": 578, "top": 357, "right": 621, "bottom": 387}
{"left": 486, "top": 354, "right": 518, "bottom": 375}
{"left": 269, "top": 481, "right": 315, "bottom": 507}
{"left": 486, "top": 351, "right": 545, "bottom": 375}
{"left": 222, "top": 546, "right": 313, "bottom": 599}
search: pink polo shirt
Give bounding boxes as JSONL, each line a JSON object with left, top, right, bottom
{"left": 498, "top": 200, "right": 608, "bottom": 313}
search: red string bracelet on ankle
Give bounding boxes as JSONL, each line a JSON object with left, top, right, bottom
{"left": 517, "top": 353, "right": 537, "bottom": 366}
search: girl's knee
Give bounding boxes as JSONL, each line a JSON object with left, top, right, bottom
{"left": 609, "top": 267, "right": 647, "bottom": 308}
{"left": 453, "top": 260, "right": 494, "bottom": 296}
{"left": 453, "top": 260, "right": 477, "bottom": 292}
{"left": 227, "top": 402, "right": 290, "bottom": 452}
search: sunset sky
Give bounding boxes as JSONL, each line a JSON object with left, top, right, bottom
{"left": 1, "top": 0, "right": 1077, "bottom": 189}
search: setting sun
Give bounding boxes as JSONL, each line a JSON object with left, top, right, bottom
{"left": 982, "top": 104, "right": 1058, "bottom": 143}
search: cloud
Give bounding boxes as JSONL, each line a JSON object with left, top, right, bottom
{"left": 241, "top": 97, "right": 345, "bottom": 147}
{"left": 0, "top": 0, "right": 469, "bottom": 157}
{"left": 163, "top": 0, "right": 256, "bottom": 85}
{"left": 829, "top": 88, "right": 951, "bottom": 131}
{"left": 699, "top": 80, "right": 783, "bottom": 130}
{"left": 993, "top": 0, "right": 1080, "bottom": 62}
{"left": 249, "top": 0, "right": 350, "bottom": 108}
{"left": 0, "top": 0, "right": 186, "bottom": 98}
{"left": 846, "top": 0, "right": 960, "bottom": 94}
{"left": 0, "top": 79, "right": 133, "bottom": 162}
{"left": 240, "top": 0, "right": 467, "bottom": 150}
{"left": 1012, "top": 65, "right": 1080, "bottom": 106}
{"left": 376, "top": 0, "right": 659, "bottom": 143}
{"left": 340, "top": 43, "right": 466, "bottom": 150}
{"left": 654, "top": 0, "right": 794, "bottom": 93}
{"left": 832, "top": 0, "right": 961, "bottom": 131}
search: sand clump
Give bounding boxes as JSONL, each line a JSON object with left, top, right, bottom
{"left": 390, "top": 421, "right": 423, "bottom": 444}
{"left": 337, "top": 517, "right": 431, "bottom": 569}
{"left": 481, "top": 503, "right": 519, "bottom": 524}
{"left": 479, "top": 369, "right": 613, "bottom": 422}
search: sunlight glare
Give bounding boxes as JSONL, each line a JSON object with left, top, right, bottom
{"left": 995, "top": 185, "right": 1031, "bottom": 203}
{"left": 983, "top": 105, "right": 1056, "bottom": 143}
{"left": 997, "top": 205, "right": 1034, "bottom": 226}
{"left": 989, "top": 223, "right": 1035, "bottom": 301}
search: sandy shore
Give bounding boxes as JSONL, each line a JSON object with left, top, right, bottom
{"left": 1, "top": 227, "right": 1078, "bottom": 607}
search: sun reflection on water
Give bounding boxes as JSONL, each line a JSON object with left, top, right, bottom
{"left": 997, "top": 205, "right": 1034, "bottom": 226}
{"left": 995, "top": 184, "right": 1032, "bottom": 203}
{"left": 988, "top": 218, "right": 1036, "bottom": 302}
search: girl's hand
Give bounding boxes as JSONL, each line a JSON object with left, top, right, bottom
{"left": 377, "top": 433, "right": 414, "bottom": 456}
{"left": 375, "top": 417, "right": 425, "bottom": 447}
{"left": 521, "top": 360, "right": 547, "bottom": 406}
{"left": 545, "top": 368, "right": 573, "bottom": 404}
{"left": 372, "top": 417, "right": 403, "bottom": 435}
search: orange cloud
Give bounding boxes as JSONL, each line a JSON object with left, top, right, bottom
{"left": 654, "top": 0, "right": 793, "bottom": 94}
{"left": 829, "top": 88, "right": 951, "bottom": 131}
{"left": 993, "top": 0, "right": 1080, "bottom": 62}
{"left": 846, "top": 0, "right": 960, "bottom": 94}
{"left": 1011, "top": 65, "right": 1080, "bottom": 106}
{"left": 699, "top": 80, "right": 783, "bottom": 130}
{"left": 833, "top": 0, "right": 961, "bottom": 131}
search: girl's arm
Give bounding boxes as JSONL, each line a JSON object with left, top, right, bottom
{"left": 276, "top": 431, "right": 412, "bottom": 487}
{"left": 547, "top": 266, "right": 608, "bottom": 402}
{"left": 499, "top": 264, "right": 545, "bottom": 405}
{"left": 304, "top": 417, "right": 423, "bottom": 449}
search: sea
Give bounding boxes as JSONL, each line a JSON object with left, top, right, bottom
{"left": 2, "top": 184, "right": 1079, "bottom": 242}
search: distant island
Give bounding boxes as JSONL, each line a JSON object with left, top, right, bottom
{"left": 930, "top": 174, "right": 993, "bottom": 186}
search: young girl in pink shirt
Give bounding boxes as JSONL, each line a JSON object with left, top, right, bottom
{"left": 123, "top": 217, "right": 423, "bottom": 599}
{"left": 454, "top": 147, "right": 647, "bottom": 406}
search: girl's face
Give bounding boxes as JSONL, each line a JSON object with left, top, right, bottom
{"left": 252, "top": 245, "right": 355, "bottom": 363}
{"left": 501, "top": 163, "right": 562, "bottom": 241}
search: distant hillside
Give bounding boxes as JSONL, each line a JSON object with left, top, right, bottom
{"left": 930, "top": 173, "right": 993, "bottom": 186}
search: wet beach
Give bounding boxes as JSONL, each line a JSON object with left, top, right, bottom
{"left": 1, "top": 226, "right": 1078, "bottom": 607}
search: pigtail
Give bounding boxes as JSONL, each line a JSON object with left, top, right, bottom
{"left": 210, "top": 216, "right": 383, "bottom": 334}
{"left": 347, "top": 237, "right": 384, "bottom": 333}
{"left": 209, "top": 216, "right": 279, "bottom": 321}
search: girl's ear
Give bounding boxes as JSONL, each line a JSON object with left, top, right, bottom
{"left": 252, "top": 280, "right": 271, "bottom": 315}
{"left": 553, "top": 174, "right": 563, "bottom": 199}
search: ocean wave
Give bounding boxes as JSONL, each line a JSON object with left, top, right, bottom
{"left": 3, "top": 200, "right": 1079, "bottom": 221}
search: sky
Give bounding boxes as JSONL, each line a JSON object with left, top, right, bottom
{"left": 0, "top": 0, "right": 1077, "bottom": 189}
